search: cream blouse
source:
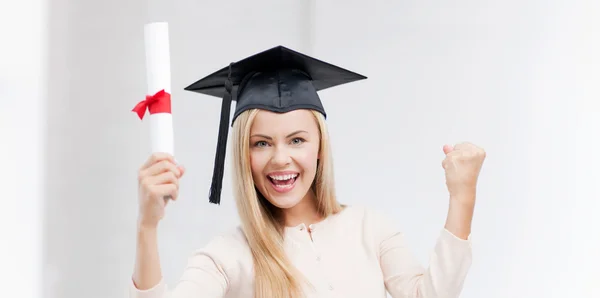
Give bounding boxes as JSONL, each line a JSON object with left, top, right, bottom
{"left": 128, "top": 205, "right": 472, "bottom": 298}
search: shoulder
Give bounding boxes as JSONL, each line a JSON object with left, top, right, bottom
{"left": 336, "top": 204, "right": 399, "bottom": 232}
{"left": 326, "top": 205, "right": 403, "bottom": 258}
{"left": 189, "top": 226, "right": 253, "bottom": 286}
{"left": 197, "top": 225, "right": 252, "bottom": 262}
{"left": 202, "top": 226, "right": 250, "bottom": 252}
{"left": 336, "top": 204, "right": 403, "bottom": 244}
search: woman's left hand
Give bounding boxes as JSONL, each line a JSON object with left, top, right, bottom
{"left": 442, "top": 142, "right": 486, "bottom": 205}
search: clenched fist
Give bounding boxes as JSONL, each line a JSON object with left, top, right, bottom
{"left": 137, "top": 153, "right": 185, "bottom": 229}
{"left": 442, "top": 142, "right": 486, "bottom": 203}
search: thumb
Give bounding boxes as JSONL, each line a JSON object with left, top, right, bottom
{"left": 178, "top": 165, "right": 186, "bottom": 178}
{"left": 443, "top": 144, "right": 454, "bottom": 155}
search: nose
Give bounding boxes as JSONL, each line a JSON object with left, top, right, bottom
{"left": 270, "top": 146, "right": 292, "bottom": 167}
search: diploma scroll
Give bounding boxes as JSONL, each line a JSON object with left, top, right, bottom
{"left": 133, "top": 22, "right": 175, "bottom": 158}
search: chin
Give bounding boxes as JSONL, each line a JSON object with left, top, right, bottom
{"left": 266, "top": 194, "right": 304, "bottom": 209}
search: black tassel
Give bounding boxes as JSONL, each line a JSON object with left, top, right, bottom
{"left": 208, "top": 63, "right": 234, "bottom": 204}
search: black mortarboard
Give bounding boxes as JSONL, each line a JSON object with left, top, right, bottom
{"left": 184, "top": 45, "right": 367, "bottom": 205}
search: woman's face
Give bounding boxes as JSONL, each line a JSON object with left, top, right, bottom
{"left": 249, "top": 109, "right": 320, "bottom": 209}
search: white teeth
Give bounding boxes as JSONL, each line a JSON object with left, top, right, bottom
{"left": 273, "top": 184, "right": 294, "bottom": 189}
{"left": 269, "top": 174, "right": 298, "bottom": 180}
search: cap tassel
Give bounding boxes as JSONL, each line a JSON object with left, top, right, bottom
{"left": 209, "top": 63, "right": 234, "bottom": 204}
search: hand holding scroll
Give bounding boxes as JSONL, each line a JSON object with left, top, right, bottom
{"left": 137, "top": 153, "right": 185, "bottom": 228}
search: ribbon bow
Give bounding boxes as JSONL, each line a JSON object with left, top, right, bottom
{"left": 132, "top": 89, "right": 172, "bottom": 120}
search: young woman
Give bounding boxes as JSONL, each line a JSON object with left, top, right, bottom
{"left": 129, "top": 46, "right": 486, "bottom": 298}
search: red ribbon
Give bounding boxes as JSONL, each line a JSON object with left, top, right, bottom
{"left": 132, "top": 89, "right": 172, "bottom": 120}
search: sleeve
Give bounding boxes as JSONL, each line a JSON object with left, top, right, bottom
{"left": 127, "top": 235, "right": 238, "bottom": 298}
{"left": 369, "top": 208, "right": 473, "bottom": 298}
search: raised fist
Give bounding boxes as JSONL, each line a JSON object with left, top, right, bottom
{"left": 442, "top": 142, "right": 486, "bottom": 202}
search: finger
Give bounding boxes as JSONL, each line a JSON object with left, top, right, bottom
{"left": 453, "top": 142, "right": 476, "bottom": 151}
{"left": 145, "top": 159, "right": 181, "bottom": 178}
{"left": 139, "top": 160, "right": 178, "bottom": 183}
{"left": 153, "top": 184, "right": 179, "bottom": 201}
{"left": 442, "top": 155, "right": 451, "bottom": 169}
{"left": 178, "top": 165, "right": 186, "bottom": 177}
{"left": 443, "top": 144, "right": 454, "bottom": 155}
{"left": 147, "top": 171, "right": 179, "bottom": 187}
{"left": 140, "top": 153, "right": 175, "bottom": 171}
{"left": 165, "top": 166, "right": 185, "bottom": 201}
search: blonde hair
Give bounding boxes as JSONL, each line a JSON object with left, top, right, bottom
{"left": 231, "top": 108, "right": 343, "bottom": 298}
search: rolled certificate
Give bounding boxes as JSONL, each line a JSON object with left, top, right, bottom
{"left": 132, "top": 22, "right": 174, "bottom": 157}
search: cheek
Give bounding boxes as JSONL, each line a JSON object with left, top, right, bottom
{"left": 296, "top": 145, "right": 320, "bottom": 174}
{"left": 249, "top": 151, "right": 268, "bottom": 179}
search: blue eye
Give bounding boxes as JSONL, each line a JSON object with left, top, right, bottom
{"left": 291, "top": 138, "right": 305, "bottom": 145}
{"left": 254, "top": 141, "right": 269, "bottom": 147}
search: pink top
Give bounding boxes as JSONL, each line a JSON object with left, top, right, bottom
{"left": 128, "top": 205, "right": 472, "bottom": 298}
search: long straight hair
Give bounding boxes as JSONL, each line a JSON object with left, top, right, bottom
{"left": 230, "top": 108, "right": 343, "bottom": 298}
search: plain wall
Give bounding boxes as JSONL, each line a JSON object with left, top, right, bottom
{"left": 0, "top": 0, "right": 46, "bottom": 297}
{"left": 1, "top": 0, "right": 598, "bottom": 298}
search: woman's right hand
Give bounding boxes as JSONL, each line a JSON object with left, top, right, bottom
{"left": 137, "top": 153, "right": 185, "bottom": 229}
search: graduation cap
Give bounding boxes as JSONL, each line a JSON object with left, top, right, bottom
{"left": 184, "top": 45, "right": 367, "bottom": 204}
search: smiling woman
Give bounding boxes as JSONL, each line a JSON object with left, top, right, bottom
{"left": 129, "top": 45, "right": 485, "bottom": 298}
{"left": 229, "top": 106, "right": 344, "bottom": 297}
{"left": 248, "top": 109, "right": 321, "bottom": 209}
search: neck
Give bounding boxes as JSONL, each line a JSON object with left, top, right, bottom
{"left": 280, "top": 191, "right": 323, "bottom": 227}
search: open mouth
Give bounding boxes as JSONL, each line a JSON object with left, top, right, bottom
{"left": 267, "top": 173, "right": 299, "bottom": 192}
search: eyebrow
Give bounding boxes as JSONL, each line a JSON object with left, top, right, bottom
{"left": 251, "top": 130, "right": 308, "bottom": 140}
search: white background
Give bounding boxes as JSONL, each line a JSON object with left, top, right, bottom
{"left": 1, "top": 0, "right": 598, "bottom": 297}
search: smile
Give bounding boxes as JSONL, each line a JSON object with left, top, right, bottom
{"left": 267, "top": 173, "right": 299, "bottom": 193}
